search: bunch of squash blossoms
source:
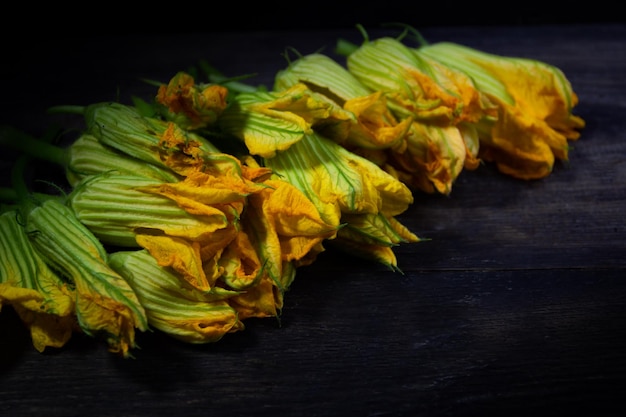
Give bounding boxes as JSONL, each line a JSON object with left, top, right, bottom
{"left": 0, "top": 59, "right": 418, "bottom": 357}
{"left": 0, "top": 25, "right": 584, "bottom": 357}
{"left": 329, "top": 27, "right": 585, "bottom": 191}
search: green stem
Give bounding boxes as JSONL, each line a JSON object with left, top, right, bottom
{"left": 46, "top": 105, "right": 86, "bottom": 116}
{"left": 0, "top": 186, "right": 18, "bottom": 203}
{"left": 11, "top": 155, "right": 31, "bottom": 203}
{"left": 207, "top": 73, "right": 261, "bottom": 94}
{"left": 334, "top": 38, "right": 359, "bottom": 57}
{"left": 0, "top": 125, "right": 68, "bottom": 167}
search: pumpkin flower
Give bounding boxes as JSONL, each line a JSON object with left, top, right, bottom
{"left": 0, "top": 209, "right": 76, "bottom": 352}
{"left": 418, "top": 41, "right": 585, "bottom": 179}
{"left": 82, "top": 102, "right": 227, "bottom": 177}
{"left": 22, "top": 198, "right": 148, "bottom": 357}
{"left": 265, "top": 132, "right": 413, "bottom": 223}
{"left": 218, "top": 83, "right": 339, "bottom": 158}
{"left": 155, "top": 71, "right": 229, "bottom": 130}
{"left": 332, "top": 212, "right": 420, "bottom": 271}
{"left": 262, "top": 131, "right": 418, "bottom": 269}
{"left": 224, "top": 176, "right": 338, "bottom": 317}
{"left": 218, "top": 81, "right": 418, "bottom": 268}
{"left": 343, "top": 36, "right": 492, "bottom": 194}
{"left": 227, "top": 273, "right": 291, "bottom": 320}
{"left": 345, "top": 36, "right": 490, "bottom": 126}
{"left": 390, "top": 121, "right": 478, "bottom": 194}
{"left": 69, "top": 173, "right": 231, "bottom": 247}
{"left": 108, "top": 249, "right": 244, "bottom": 344}
{"left": 68, "top": 172, "right": 243, "bottom": 292}
{"left": 172, "top": 150, "right": 336, "bottom": 319}
{"left": 66, "top": 132, "right": 181, "bottom": 186}
{"left": 0, "top": 125, "right": 180, "bottom": 187}
{"left": 274, "top": 53, "right": 412, "bottom": 151}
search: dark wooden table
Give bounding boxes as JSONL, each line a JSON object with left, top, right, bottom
{"left": 1, "top": 23, "right": 625, "bottom": 417}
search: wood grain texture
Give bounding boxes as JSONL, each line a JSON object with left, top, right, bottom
{"left": 1, "top": 23, "right": 625, "bottom": 417}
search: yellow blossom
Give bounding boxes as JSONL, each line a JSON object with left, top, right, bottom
{"left": 346, "top": 37, "right": 490, "bottom": 126}
{"left": 217, "top": 176, "right": 337, "bottom": 317}
{"left": 0, "top": 210, "right": 76, "bottom": 352}
{"left": 218, "top": 228, "right": 264, "bottom": 291}
{"left": 389, "top": 122, "right": 472, "bottom": 194}
{"left": 419, "top": 41, "right": 585, "bottom": 179}
{"left": 23, "top": 199, "right": 148, "bottom": 357}
{"left": 109, "top": 249, "right": 243, "bottom": 344}
{"left": 263, "top": 131, "right": 418, "bottom": 269}
{"left": 218, "top": 83, "right": 336, "bottom": 158}
{"left": 243, "top": 177, "right": 338, "bottom": 267}
{"left": 331, "top": 212, "right": 420, "bottom": 271}
{"left": 227, "top": 273, "right": 286, "bottom": 320}
{"left": 274, "top": 53, "right": 412, "bottom": 151}
{"left": 344, "top": 36, "right": 492, "bottom": 193}
{"left": 69, "top": 173, "right": 231, "bottom": 248}
{"left": 156, "top": 71, "right": 229, "bottom": 130}
{"left": 271, "top": 132, "right": 413, "bottom": 220}
{"left": 84, "top": 102, "right": 223, "bottom": 177}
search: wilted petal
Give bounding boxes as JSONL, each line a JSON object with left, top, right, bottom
{"left": 85, "top": 102, "right": 220, "bottom": 176}
{"left": 478, "top": 103, "right": 557, "bottom": 179}
{"left": 419, "top": 41, "right": 585, "bottom": 179}
{"left": 227, "top": 273, "right": 283, "bottom": 320}
{"left": 24, "top": 199, "right": 147, "bottom": 357}
{"left": 69, "top": 173, "right": 229, "bottom": 247}
{"left": 274, "top": 53, "right": 411, "bottom": 150}
{"left": 140, "top": 169, "right": 256, "bottom": 208}
{"left": 218, "top": 229, "right": 264, "bottom": 291}
{"left": 219, "top": 83, "right": 334, "bottom": 157}
{"left": 389, "top": 122, "right": 468, "bottom": 194}
{"left": 156, "top": 71, "right": 229, "bottom": 130}
{"left": 135, "top": 234, "right": 212, "bottom": 292}
{"left": 66, "top": 133, "right": 180, "bottom": 187}
{"left": 109, "top": 250, "right": 243, "bottom": 344}
{"left": 251, "top": 178, "right": 338, "bottom": 262}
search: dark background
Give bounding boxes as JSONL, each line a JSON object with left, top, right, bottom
{"left": 5, "top": 3, "right": 626, "bottom": 35}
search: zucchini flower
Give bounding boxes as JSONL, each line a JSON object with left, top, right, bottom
{"left": 331, "top": 212, "right": 420, "bottom": 271}
{"left": 68, "top": 172, "right": 243, "bottom": 292}
{"left": 227, "top": 273, "right": 291, "bottom": 320}
{"left": 418, "top": 41, "right": 585, "bottom": 179}
{"left": 81, "top": 101, "right": 235, "bottom": 178}
{"left": 0, "top": 125, "right": 180, "bottom": 187}
{"left": 68, "top": 173, "right": 231, "bottom": 247}
{"left": 345, "top": 36, "right": 490, "bottom": 126}
{"left": 220, "top": 177, "right": 337, "bottom": 290}
{"left": 0, "top": 209, "right": 76, "bottom": 352}
{"left": 390, "top": 121, "right": 478, "bottom": 194}
{"left": 274, "top": 53, "right": 412, "bottom": 151}
{"left": 65, "top": 132, "right": 181, "bottom": 186}
{"left": 343, "top": 36, "right": 492, "bottom": 194}
{"left": 265, "top": 131, "right": 414, "bottom": 225}
{"left": 108, "top": 249, "right": 244, "bottom": 344}
{"left": 226, "top": 176, "right": 338, "bottom": 317}
{"left": 155, "top": 71, "right": 229, "bottom": 130}
{"left": 218, "top": 82, "right": 418, "bottom": 269}
{"left": 22, "top": 198, "right": 148, "bottom": 357}
{"left": 263, "top": 131, "right": 419, "bottom": 270}
{"left": 218, "top": 83, "right": 338, "bottom": 158}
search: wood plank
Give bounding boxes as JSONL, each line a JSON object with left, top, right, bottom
{"left": 1, "top": 269, "right": 624, "bottom": 416}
